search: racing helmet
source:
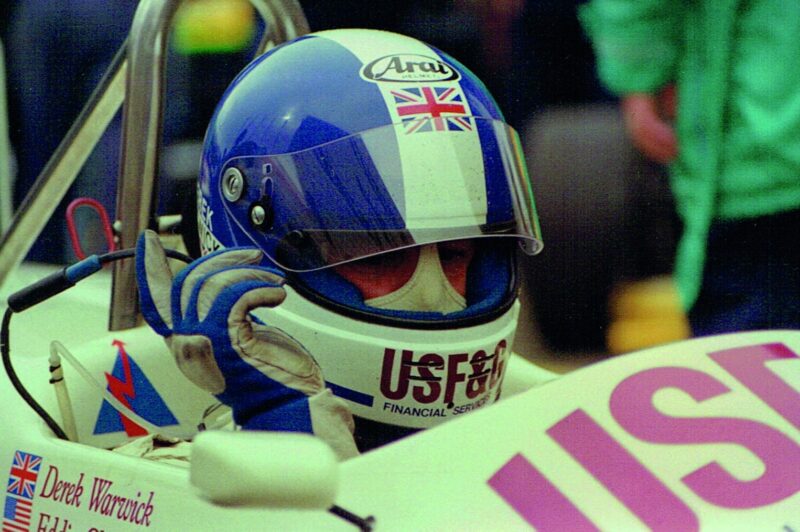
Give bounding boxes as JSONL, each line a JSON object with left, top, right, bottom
{"left": 198, "top": 29, "right": 543, "bottom": 449}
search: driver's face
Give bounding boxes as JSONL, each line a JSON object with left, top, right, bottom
{"left": 333, "top": 239, "right": 476, "bottom": 300}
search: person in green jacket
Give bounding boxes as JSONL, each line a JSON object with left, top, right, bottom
{"left": 579, "top": 1, "right": 800, "bottom": 336}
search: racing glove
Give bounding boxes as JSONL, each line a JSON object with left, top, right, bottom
{"left": 135, "top": 230, "right": 358, "bottom": 460}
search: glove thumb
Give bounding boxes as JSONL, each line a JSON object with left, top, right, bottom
{"left": 136, "top": 230, "right": 175, "bottom": 335}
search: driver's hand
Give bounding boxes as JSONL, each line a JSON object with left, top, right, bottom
{"left": 135, "top": 230, "right": 358, "bottom": 460}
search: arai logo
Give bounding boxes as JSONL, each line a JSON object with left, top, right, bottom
{"left": 361, "top": 54, "right": 460, "bottom": 83}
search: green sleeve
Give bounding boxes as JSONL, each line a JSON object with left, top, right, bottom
{"left": 579, "top": 0, "right": 684, "bottom": 95}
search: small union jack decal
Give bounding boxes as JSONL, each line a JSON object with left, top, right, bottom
{"left": 4, "top": 451, "right": 42, "bottom": 532}
{"left": 391, "top": 86, "right": 472, "bottom": 133}
{"left": 6, "top": 452, "right": 41, "bottom": 500}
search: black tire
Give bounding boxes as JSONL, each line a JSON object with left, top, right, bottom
{"left": 519, "top": 104, "right": 676, "bottom": 352}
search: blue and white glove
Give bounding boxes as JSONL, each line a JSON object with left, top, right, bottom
{"left": 135, "top": 230, "right": 358, "bottom": 460}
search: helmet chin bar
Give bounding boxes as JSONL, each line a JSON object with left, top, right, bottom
{"left": 255, "top": 283, "right": 521, "bottom": 434}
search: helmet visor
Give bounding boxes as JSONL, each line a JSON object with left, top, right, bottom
{"left": 220, "top": 117, "right": 542, "bottom": 272}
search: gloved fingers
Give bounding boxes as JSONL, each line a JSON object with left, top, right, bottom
{"left": 189, "top": 267, "right": 287, "bottom": 323}
{"left": 307, "top": 390, "right": 358, "bottom": 460}
{"left": 167, "top": 334, "right": 226, "bottom": 394}
{"left": 246, "top": 323, "right": 323, "bottom": 392}
{"left": 136, "top": 230, "right": 175, "bottom": 336}
{"left": 173, "top": 246, "right": 264, "bottom": 317}
{"left": 196, "top": 276, "right": 321, "bottom": 389}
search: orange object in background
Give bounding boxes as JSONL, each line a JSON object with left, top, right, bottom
{"left": 172, "top": 0, "right": 256, "bottom": 55}
{"left": 606, "top": 276, "right": 691, "bottom": 354}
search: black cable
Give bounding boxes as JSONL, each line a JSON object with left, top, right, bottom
{"left": 3, "top": 247, "right": 377, "bottom": 529}
{"left": 1, "top": 307, "right": 70, "bottom": 439}
{"left": 7, "top": 248, "right": 192, "bottom": 313}
{"left": 328, "top": 504, "right": 375, "bottom": 531}
{"left": 1, "top": 247, "right": 193, "bottom": 440}
{"left": 99, "top": 247, "right": 193, "bottom": 265}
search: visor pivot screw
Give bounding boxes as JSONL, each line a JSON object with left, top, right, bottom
{"left": 249, "top": 195, "right": 274, "bottom": 232}
{"left": 222, "top": 168, "right": 245, "bottom": 202}
{"left": 250, "top": 204, "right": 267, "bottom": 227}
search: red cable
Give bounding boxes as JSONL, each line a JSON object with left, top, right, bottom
{"left": 65, "top": 198, "right": 117, "bottom": 260}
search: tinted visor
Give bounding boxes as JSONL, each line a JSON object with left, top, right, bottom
{"left": 221, "top": 117, "right": 542, "bottom": 272}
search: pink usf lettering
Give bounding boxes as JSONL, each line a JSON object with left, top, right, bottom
{"left": 488, "top": 410, "right": 697, "bottom": 531}
{"left": 488, "top": 454, "right": 598, "bottom": 531}
{"left": 709, "top": 343, "right": 800, "bottom": 431}
{"left": 488, "top": 342, "right": 800, "bottom": 527}
{"left": 550, "top": 410, "right": 699, "bottom": 530}
{"left": 611, "top": 366, "right": 800, "bottom": 509}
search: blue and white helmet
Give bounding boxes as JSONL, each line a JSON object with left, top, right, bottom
{"left": 198, "top": 29, "right": 542, "bottom": 447}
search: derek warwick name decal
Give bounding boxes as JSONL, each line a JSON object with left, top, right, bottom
{"left": 3, "top": 452, "right": 159, "bottom": 532}
{"left": 38, "top": 465, "right": 156, "bottom": 528}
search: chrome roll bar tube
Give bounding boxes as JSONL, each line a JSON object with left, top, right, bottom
{"left": 0, "top": 39, "right": 13, "bottom": 234}
{"left": 0, "top": 0, "right": 309, "bottom": 331}
{"left": 0, "top": 43, "right": 127, "bottom": 289}
{"left": 112, "top": 0, "right": 308, "bottom": 330}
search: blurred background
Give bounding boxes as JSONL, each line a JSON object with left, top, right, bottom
{"left": 0, "top": 0, "right": 688, "bottom": 367}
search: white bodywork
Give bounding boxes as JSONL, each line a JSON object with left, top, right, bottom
{"left": 2, "top": 265, "right": 799, "bottom": 530}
